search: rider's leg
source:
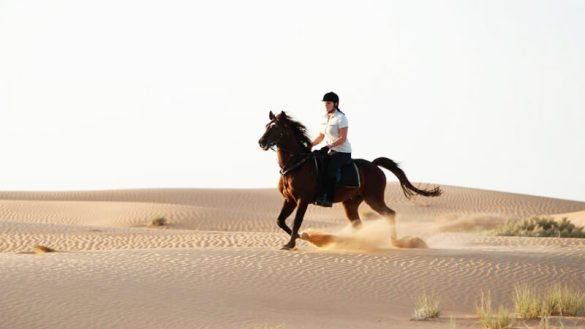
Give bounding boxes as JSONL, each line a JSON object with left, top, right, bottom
{"left": 316, "top": 152, "right": 351, "bottom": 207}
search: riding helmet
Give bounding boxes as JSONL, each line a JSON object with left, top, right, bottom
{"left": 322, "top": 92, "right": 339, "bottom": 103}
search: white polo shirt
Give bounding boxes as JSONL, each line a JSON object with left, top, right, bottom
{"left": 321, "top": 109, "right": 352, "bottom": 153}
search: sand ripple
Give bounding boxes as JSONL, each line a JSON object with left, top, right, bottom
{"left": 1, "top": 186, "right": 585, "bottom": 328}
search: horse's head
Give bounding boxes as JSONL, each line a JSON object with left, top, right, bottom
{"left": 258, "top": 111, "right": 289, "bottom": 150}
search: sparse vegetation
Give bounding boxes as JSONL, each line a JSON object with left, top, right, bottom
{"left": 33, "top": 244, "right": 56, "bottom": 253}
{"left": 544, "top": 284, "right": 585, "bottom": 317}
{"left": 408, "top": 285, "right": 583, "bottom": 327}
{"left": 513, "top": 283, "right": 585, "bottom": 318}
{"left": 496, "top": 217, "right": 585, "bottom": 238}
{"left": 514, "top": 284, "right": 542, "bottom": 319}
{"left": 476, "top": 291, "right": 513, "bottom": 329}
{"left": 412, "top": 292, "right": 441, "bottom": 320}
{"left": 148, "top": 216, "right": 168, "bottom": 227}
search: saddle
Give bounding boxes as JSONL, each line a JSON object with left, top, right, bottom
{"left": 312, "top": 152, "right": 361, "bottom": 188}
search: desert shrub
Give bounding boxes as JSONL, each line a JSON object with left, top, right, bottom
{"left": 496, "top": 217, "right": 585, "bottom": 238}
{"left": 476, "top": 291, "right": 513, "bottom": 329}
{"left": 148, "top": 216, "right": 167, "bottom": 227}
{"left": 412, "top": 292, "right": 441, "bottom": 320}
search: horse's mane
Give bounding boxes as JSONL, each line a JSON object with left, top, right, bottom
{"left": 279, "top": 113, "right": 312, "bottom": 152}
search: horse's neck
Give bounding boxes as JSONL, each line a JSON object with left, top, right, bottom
{"left": 277, "top": 140, "right": 305, "bottom": 169}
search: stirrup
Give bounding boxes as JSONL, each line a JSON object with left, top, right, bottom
{"left": 314, "top": 196, "right": 332, "bottom": 207}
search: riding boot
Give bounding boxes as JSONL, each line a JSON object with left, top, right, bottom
{"left": 315, "top": 177, "right": 335, "bottom": 207}
{"left": 324, "top": 176, "right": 336, "bottom": 204}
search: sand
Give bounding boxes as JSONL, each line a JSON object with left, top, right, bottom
{"left": 1, "top": 183, "right": 585, "bottom": 328}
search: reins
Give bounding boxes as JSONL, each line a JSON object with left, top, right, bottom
{"left": 279, "top": 153, "right": 312, "bottom": 176}
{"left": 277, "top": 149, "right": 315, "bottom": 196}
{"left": 263, "top": 116, "right": 318, "bottom": 182}
{"left": 267, "top": 130, "right": 313, "bottom": 177}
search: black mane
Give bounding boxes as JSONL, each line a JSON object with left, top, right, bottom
{"left": 280, "top": 113, "right": 312, "bottom": 152}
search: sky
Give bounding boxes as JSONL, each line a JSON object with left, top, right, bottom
{"left": 0, "top": 0, "right": 584, "bottom": 201}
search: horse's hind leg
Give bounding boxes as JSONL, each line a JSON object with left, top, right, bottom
{"left": 364, "top": 195, "right": 397, "bottom": 241}
{"left": 342, "top": 195, "right": 364, "bottom": 229}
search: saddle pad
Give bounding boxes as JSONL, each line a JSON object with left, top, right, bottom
{"left": 312, "top": 154, "right": 361, "bottom": 189}
{"left": 339, "top": 162, "right": 361, "bottom": 188}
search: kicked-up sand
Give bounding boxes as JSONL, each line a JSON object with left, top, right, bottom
{"left": 1, "top": 183, "right": 585, "bottom": 328}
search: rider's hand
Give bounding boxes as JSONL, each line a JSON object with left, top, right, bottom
{"left": 319, "top": 145, "right": 330, "bottom": 153}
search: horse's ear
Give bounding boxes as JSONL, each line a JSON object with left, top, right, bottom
{"left": 269, "top": 111, "right": 275, "bottom": 120}
{"left": 278, "top": 111, "right": 287, "bottom": 119}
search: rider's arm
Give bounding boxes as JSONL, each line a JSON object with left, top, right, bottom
{"left": 327, "top": 127, "right": 348, "bottom": 148}
{"left": 311, "top": 133, "right": 324, "bottom": 146}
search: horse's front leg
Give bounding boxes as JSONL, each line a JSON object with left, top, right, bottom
{"left": 281, "top": 199, "right": 309, "bottom": 250}
{"left": 276, "top": 199, "right": 296, "bottom": 236}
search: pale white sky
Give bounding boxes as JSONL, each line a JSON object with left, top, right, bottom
{"left": 1, "top": 0, "right": 584, "bottom": 201}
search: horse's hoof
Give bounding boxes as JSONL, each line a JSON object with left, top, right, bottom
{"left": 280, "top": 244, "right": 295, "bottom": 250}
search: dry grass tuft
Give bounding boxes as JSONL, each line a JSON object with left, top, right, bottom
{"left": 412, "top": 292, "right": 441, "bottom": 320}
{"left": 514, "top": 284, "right": 542, "bottom": 319}
{"left": 148, "top": 216, "right": 168, "bottom": 227}
{"left": 543, "top": 284, "right": 585, "bottom": 317}
{"left": 476, "top": 291, "right": 513, "bottom": 329}
{"left": 513, "top": 283, "right": 585, "bottom": 318}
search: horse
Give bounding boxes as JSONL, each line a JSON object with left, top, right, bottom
{"left": 258, "top": 111, "right": 441, "bottom": 250}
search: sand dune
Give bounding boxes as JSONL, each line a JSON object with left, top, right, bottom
{"left": 1, "top": 184, "right": 585, "bottom": 328}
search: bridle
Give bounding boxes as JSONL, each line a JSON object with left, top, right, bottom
{"left": 264, "top": 124, "right": 313, "bottom": 176}
{"left": 266, "top": 131, "right": 284, "bottom": 152}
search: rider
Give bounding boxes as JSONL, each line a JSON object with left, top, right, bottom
{"left": 311, "top": 91, "right": 352, "bottom": 207}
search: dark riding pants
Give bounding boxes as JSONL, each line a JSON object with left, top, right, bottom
{"left": 325, "top": 151, "right": 352, "bottom": 180}
{"left": 320, "top": 151, "right": 351, "bottom": 202}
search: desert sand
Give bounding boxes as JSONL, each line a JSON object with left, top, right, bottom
{"left": 1, "top": 183, "right": 585, "bottom": 329}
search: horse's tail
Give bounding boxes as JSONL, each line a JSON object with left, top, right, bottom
{"left": 372, "top": 157, "right": 442, "bottom": 199}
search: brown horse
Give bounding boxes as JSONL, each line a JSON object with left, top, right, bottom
{"left": 258, "top": 111, "right": 441, "bottom": 250}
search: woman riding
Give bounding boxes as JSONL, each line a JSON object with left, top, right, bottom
{"left": 311, "top": 91, "right": 352, "bottom": 207}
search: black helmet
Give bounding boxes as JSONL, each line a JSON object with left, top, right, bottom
{"left": 322, "top": 92, "right": 339, "bottom": 104}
